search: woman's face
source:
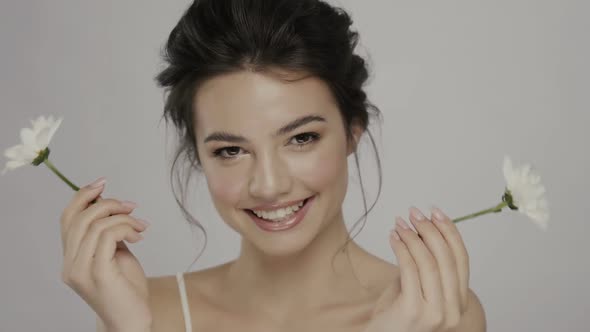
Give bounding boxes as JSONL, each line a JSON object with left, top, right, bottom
{"left": 193, "top": 69, "right": 361, "bottom": 256}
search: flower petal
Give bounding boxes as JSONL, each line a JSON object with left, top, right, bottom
{"left": 3, "top": 115, "right": 62, "bottom": 174}
{"left": 4, "top": 143, "right": 37, "bottom": 162}
{"left": 20, "top": 127, "right": 40, "bottom": 152}
{"left": 1, "top": 159, "right": 29, "bottom": 175}
{"left": 503, "top": 156, "right": 550, "bottom": 230}
{"left": 35, "top": 115, "right": 62, "bottom": 148}
{"left": 46, "top": 116, "right": 63, "bottom": 145}
{"left": 503, "top": 155, "right": 516, "bottom": 190}
{"left": 36, "top": 126, "right": 53, "bottom": 148}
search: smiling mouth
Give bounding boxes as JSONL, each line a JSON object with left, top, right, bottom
{"left": 243, "top": 196, "right": 312, "bottom": 219}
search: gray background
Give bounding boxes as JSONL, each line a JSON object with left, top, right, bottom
{"left": 1, "top": 0, "right": 588, "bottom": 331}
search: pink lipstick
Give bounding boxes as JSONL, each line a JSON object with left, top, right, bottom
{"left": 245, "top": 195, "right": 315, "bottom": 232}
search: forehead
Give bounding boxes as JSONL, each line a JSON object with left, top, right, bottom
{"left": 192, "top": 69, "right": 339, "bottom": 132}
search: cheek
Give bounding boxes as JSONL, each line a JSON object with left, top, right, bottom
{"left": 203, "top": 164, "right": 247, "bottom": 205}
{"left": 291, "top": 141, "right": 348, "bottom": 189}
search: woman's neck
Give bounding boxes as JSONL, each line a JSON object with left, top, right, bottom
{"left": 224, "top": 210, "right": 372, "bottom": 319}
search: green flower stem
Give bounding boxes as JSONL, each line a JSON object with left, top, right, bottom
{"left": 452, "top": 201, "right": 508, "bottom": 223}
{"left": 43, "top": 158, "right": 80, "bottom": 191}
{"left": 43, "top": 158, "right": 100, "bottom": 204}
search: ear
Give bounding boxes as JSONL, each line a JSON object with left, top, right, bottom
{"left": 346, "top": 121, "right": 364, "bottom": 156}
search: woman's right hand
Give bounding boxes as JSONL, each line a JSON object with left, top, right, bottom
{"left": 60, "top": 177, "right": 153, "bottom": 331}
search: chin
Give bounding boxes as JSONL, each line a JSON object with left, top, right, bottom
{"left": 251, "top": 229, "right": 336, "bottom": 259}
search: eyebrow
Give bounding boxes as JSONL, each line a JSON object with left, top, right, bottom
{"left": 203, "top": 114, "right": 327, "bottom": 144}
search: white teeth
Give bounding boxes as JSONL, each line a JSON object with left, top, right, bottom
{"left": 252, "top": 199, "right": 306, "bottom": 221}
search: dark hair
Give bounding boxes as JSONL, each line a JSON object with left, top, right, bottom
{"left": 154, "top": 0, "right": 383, "bottom": 272}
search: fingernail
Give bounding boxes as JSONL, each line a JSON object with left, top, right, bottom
{"left": 395, "top": 216, "right": 410, "bottom": 230}
{"left": 137, "top": 218, "right": 150, "bottom": 227}
{"left": 390, "top": 229, "right": 401, "bottom": 241}
{"left": 409, "top": 206, "right": 426, "bottom": 221}
{"left": 432, "top": 206, "right": 446, "bottom": 222}
{"left": 121, "top": 200, "right": 138, "bottom": 209}
{"left": 88, "top": 177, "right": 107, "bottom": 188}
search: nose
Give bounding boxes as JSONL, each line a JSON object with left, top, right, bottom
{"left": 248, "top": 152, "right": 292, "bottom": 201}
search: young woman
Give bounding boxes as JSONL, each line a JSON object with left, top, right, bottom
{"left": 59, "top": 0, "right": 486, "bottom": 331}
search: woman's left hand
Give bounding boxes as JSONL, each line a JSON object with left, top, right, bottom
{"left": 363, "top": 207, "right": 470, "bottom": 332}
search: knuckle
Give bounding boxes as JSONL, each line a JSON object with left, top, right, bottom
{"left": 61, "top": 271, "right": 71, "bottom": 285}
{"left": 445, "top": 311, "right": 461, "bottom": 328}
{"left": 101, "top": 198, "right": 120, "bottom": 209}
{"left": 64, "top": 272, "right": 83, "bottom": 288}
{"left": 68, "top": 272, "right": 83, "bottom": 287}
{"left": 88, "top": 221, "right": 105, "bottom": 235}
{"left": 60, "top": 207, "right": 75, "bottom": 228}
{"left": 429, "top": 311, "right": 444, "bottom": 327}
{"left": 90, "top": 215, "right": 136, "bottom": 237}
{"left": 76, "top": 186, "right": 96, "bottom": 200}
{"left": 130, "top": 217, "right": 146, "bottom": 229}
{"left": 113, "top": 199, "right": 133, "bottom": 212}
{"left": 120, "top": 215, "right": 140, "bottom": 228}
{"left": 101, "top": 227, "right": 118, "bottom": 241}
{"left": 125, "top": 223, "right": 138, "bottom": 234}
{"left": 423, "top": 305, "right": 444, "bottom": 327}
{"left": 403, "top": 306, "right": 421, "bottom": 322}
{"left": 426, "top": 262, "right": 439, "bottom": 276}
{"left": 93, "top": 199, "right": 123, "bottom": 216}
{"left": 103, "top": 224, "right": 129, "bottom": 240}
{"left": 91, "top": 267, "right": 110, "bottom": 285}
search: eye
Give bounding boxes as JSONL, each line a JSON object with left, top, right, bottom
{"left": 290, "top": 132, "right": 320, "bottom": 148}
{"left": 212, "top": 146, "right": 243, "bottom": 159}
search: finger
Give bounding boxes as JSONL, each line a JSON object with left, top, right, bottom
{"left": 93, "top": 224, "right": 142, "bottom": 282}
{"left": 74, "top": 214, "right": 147, "bottom": 275}
{"left": 389, "top": 226, "right": 422, "bottom": 306}
{"left": 408, "top": 207, "right": 461, "bottom": 314}
{"left": 395, "top": 216, "right": 444, "bottom": 306}
{"left": 63, "top": 199, "right": 138, "bottom": 265}
{"left": 60, "top": 178, "right": 107, "bottom": 241}
{"left": 431, "top": 206, "right": 470, "bottom": 313}
{"left": 91, "top": 196, "right": 127, "bottom": 255}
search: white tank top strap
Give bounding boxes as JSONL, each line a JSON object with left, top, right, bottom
{"left": 176, "top": 272, "right": 193, "bottom": 332}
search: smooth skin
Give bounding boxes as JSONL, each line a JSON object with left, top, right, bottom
{"left": 60, "top": 181, "right": 152, "bottom": 331}
{"left": 60, "top": 68, "right": 486, "bottom": 332}
{"left": 365, "top": 209, "right": 485, "bottom": 332}
{"left": 160, "top": 69, "right": 485, "bottom": 331}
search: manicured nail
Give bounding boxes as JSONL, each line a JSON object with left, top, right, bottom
{"left": 432, "top": 206, "right": 446, "bottom": 222}
{"left": 88, "top": 177, "right": 106, "bottom": 188}
{"left": 390, "top": 229, "right": 401, "bottom": 241}
{"left": 409, "top": 206, "right": 426, "bottom": 221}
{"left": 137, "top": 219, "right": 151, "bottom": 227}
{"left": 121, "top": 200, "right": 138, "bottom": 209}
{"left": 395, "top": 216, "right": 410, "bottom": 230}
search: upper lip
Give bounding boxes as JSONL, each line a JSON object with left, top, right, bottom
{"left": 248, "top": 196, "right": 311, "bottom": 211}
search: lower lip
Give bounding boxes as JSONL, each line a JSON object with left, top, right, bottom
{"left": 246, "top": 196, "right": 315, "bottom": 232}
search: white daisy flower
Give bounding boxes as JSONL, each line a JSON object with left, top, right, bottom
{"left": 452, "top": 155, "right": 549, "bottom": 231}
{"left": 2, "top": 115, "right": 63, "bottom": 175}
{"left": 502, "top": 155, "right": 550, "bottom": 230}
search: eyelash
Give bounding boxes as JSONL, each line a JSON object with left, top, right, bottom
{"left": 212, "top": 132, "right": 321, "bottom": 160}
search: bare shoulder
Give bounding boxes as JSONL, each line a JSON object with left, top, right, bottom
{"left": 146, "top": 274, "right": 185, "bottom": 332}
{"left": 146, "top": 263, "right": 231, "bottom": 332}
